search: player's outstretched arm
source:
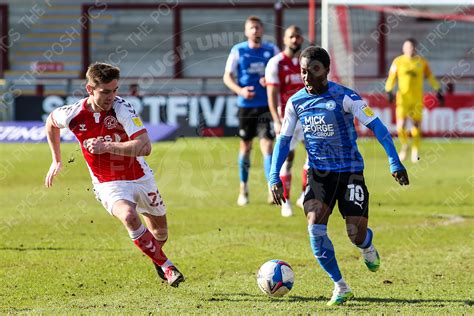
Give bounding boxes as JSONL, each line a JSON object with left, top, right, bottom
{"left": 45, "top": 114, "right": 62, "bottom": 188}
{"left": 268, "top": 99, "right": 298, "bottom": 204}
{"left": 223, "top": 71, "right": 241, "bottom": 95}
{"left": 265, "top": 58, "right": 282, "bottom": 133}
{"left": 223, "top": 72, "right": 255, "bottom": 100}
{"left": 266, "top": 85, "right": 282, "bottom": 134}
{"left": 385, "top": 59, "right": 398, "bottom": 96}
{"left": 85, "top": 132, "right": 151, "bottom": 157}
{"left": 387, "top": 91, "right": 395, "bottom": 104}
{"left": 392, "top": 169, "right": 409, "bottom": 186}
{"left": 269, "top": 135, "right": 292, "bottom": 205}
{"left": 223, "top": 48, "right": 256, "bottom": 99}
{"left": 424, "top": 62, "right": 444, "bottom": 107}
{"left": 366, "top": 118, "right": 409, "bottom": 186}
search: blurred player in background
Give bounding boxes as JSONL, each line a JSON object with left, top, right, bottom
{"left": 44, "top": 62, "right": 184, "bottom": 287}
{"left": 270, "top": 47, "right": 409, "bottom": 306}
{"left": 223, "top": 16, "right": 279, "bottom": 206}
{"left": 385, "top": 38, "right": 444, "bottom": 163}
{"left": 265, "top": 25, "right": 307, "bottom": 217}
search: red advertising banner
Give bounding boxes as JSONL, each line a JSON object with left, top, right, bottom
{"left": 31, "top": 62, "right": 64, "bottom": 72}
{"left": 358, "top": 94, "right": 474, "bottom": 137}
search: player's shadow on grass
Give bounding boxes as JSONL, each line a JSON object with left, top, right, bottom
{"left": 207, "top": 293, "right": 326, "bottom": 303}
{"left": 210, "top": 294, "right": 472, "bottom": 306}
{"left": 0, "top": 247, "right": 127, "bottom": 252}
{"left": 355, "top": 297, "right": 472, "bottom": 306}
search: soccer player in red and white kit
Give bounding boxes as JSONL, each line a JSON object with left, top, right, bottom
{"left": 44, "top": 62, "right": 184, "bottom": 287}
{"left": 265, "top": 25, "right": 307, "bottom": 217}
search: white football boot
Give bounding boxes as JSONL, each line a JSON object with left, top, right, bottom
{"left": 281, "top": 200, "right": 293, "bottom": 217}
{"left": 411, "top": 147, "right": 419, "bottom": 163}
{"left": 360, "top": 244, "right": 381, "bottom": 272}
{"left": 164, "top": 266, "right": 185, "bottom": 287}
{"left": 237, "top": 183, "right": 249, "bottom": 206}
{"left": 327, "top": 285, "right": 354, "bottom": 306}
{"left": 398, "top": 144, "right": 408, "bottom": 161}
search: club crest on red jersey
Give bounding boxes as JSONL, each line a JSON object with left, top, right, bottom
{"left": 104, "top": 116, "right": 118, "bottom": 129}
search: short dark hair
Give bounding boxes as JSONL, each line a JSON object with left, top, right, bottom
{"left": 300, "top": 46, "right": 330, "bottom": 68}
{"left": 285, "top": 25, "right": 302, "bottom": 34}
{"left": 86, "top": 62, "right": 120, "bottom": 87}
{"left": 404, "top": 38, "right": 417, "bottom": 47}
{"left": 245, "top": 15, "right": 263, "bottom": 27}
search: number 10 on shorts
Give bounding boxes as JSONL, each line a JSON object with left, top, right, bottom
{"left": 347, "top": 184, "right": 364, "bottom": 202}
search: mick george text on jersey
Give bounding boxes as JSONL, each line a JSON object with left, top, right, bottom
{"left": 302, "top": 115, "right": 335, "bottom": 138}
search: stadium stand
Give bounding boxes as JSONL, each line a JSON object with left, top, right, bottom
{"left": 0, "top": 0, "right": 472, "bottom": 98}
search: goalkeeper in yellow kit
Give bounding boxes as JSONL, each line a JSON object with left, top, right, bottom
{"left": 385, "top": 38, "right": 444, "bottom": 163}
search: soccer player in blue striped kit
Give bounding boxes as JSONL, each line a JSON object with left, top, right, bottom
{"left": 269, "top": 46, "right": 409, "bottom": 306}
{"left": 223, "top": 16, "right": 279, "bottom": 206}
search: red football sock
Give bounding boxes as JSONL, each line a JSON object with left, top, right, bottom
{"left": 133, "top": 229, "right": 168, "bottom": 266}
{"left": 155, "top": 237, "right": 167, "bottom": 248}
{"left": 280, "top": 174, "right": 292, "bottom": 200}
{"left": 302, "top": 168, "right": 308, "bottom": 192}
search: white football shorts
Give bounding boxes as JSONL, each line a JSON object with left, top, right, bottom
{"left": 290, "top": 120, "right": 304, "bottom": 151}
{"left": 93, "top": 175, "right": 166, "bottom": 216}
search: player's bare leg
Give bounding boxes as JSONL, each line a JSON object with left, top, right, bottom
{"left": 396, "top": 117, "right": 409, "bottom": 161}
{"left": 345, "top": 216, "right": 368, "bottom": 245}
{"left": 142, "top": 213, "right": 185, "bottom": 286}
{"left": 304, "top": 200, "right": 353, "bottom": 306}
{"left": 113, "top": 200, "right": 142, "bottom": 230}
{"left": 142, "top": 213, "right": 168, "bottom": 246}
{"left": 411, "top": 120, "right": 421, "bottom": 163}
{"left": 346, "top": 216, "right": 380, "bottom": 273}
{"left": 279, "top": 150, "right": 295, "bottom": 217}
{"left": 260, "top": 137, "right": 274, "bottom": 204}
{"left": 238, "top": 140, "right": 252, "bottom": 206}
{"left": 112, "top": 200, "right": 183, "bottom": 287}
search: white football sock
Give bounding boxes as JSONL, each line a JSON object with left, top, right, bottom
{"left": 335, "top": 278, "right": 348, "bottom": 290}
{"left": 361, "top": 244, "right": 377, "bottom": 262}
{"left": 128, "top": 224, "right": 146, "bottom": 240}
{"left": 160, "top": 259, "right": 173, "bottom": 270}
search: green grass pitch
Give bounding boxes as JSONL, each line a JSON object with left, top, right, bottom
{"left": 0, "top": 138, "right": 472, "bottom": 314}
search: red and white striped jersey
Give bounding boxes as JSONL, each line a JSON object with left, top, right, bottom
{"left": 265, "top": 52, "right": 304, "bottom": 115}
{"left": 50, "top": 96, "right": 153, "bottom": 183}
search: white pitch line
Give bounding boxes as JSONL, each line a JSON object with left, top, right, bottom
{"left": 433, "top": 214, "right": 466, "bottom": 226}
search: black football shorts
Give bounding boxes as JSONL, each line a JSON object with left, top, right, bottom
{"left": 304, "top": 168, "right": 369, "bottom": 218}
{"left": 238, "top": 107, "right": 275, "bottom": 141}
